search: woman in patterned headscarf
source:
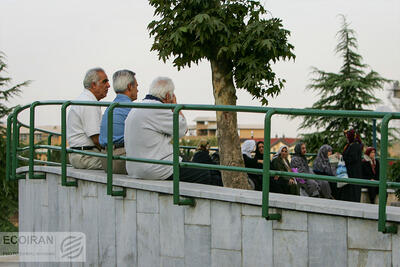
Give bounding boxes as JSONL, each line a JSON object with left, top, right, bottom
{"left": 338, "top": 129, "right": 363, "bottom": 202}
{"left": 271, "top": 145, "right": 299, "bottom": 195}
{"left": 361, "top": 147, "right": 380, "bottom": 204}
{"left": 291, "top": 142, "right": 320, "bottom": 197}
{"left": 312, "top": 144, "right": 335, "bottom": 199}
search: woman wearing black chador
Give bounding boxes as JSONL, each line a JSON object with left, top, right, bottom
{"left": 337, "top": 129, "right": 363, "bottom": 202}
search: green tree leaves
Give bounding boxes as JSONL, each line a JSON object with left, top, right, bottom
{"left": 148, "top": 0, "right": 295, "bottom": 104}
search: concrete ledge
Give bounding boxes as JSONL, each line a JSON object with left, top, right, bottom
{"left": 17, "top": 166, "right": 400, "bottom": 222}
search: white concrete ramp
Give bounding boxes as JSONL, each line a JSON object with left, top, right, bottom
{"left": 16, "top": 166, "right": 400, "bottom": 267}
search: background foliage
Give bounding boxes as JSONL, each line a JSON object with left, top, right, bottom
{"left": 388, "top": 161, "right": 400, "bottom": 200}
{"left": 0, "top": 52, "right": 30, "bottom": 231}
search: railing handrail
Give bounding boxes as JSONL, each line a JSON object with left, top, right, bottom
{"left": 5, "top": 100, "right": 400, "bottom": 234}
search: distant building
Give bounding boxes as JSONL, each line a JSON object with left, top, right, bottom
{"left": 19, "top": 125, "right": 61, "bottom": 145}
{"left": 269, "top": 136, "right": 299, "bottom": 153}
{"left": 187, "top": 117, "right": 264, "bottom": 139}
{"left": 189, "top": 117, "right": 217, "bottom": 137}
{"left": 19, "top": 125, "right": 62, "bottom": 161}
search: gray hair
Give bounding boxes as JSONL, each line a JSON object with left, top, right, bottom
{"left": 149, "top": 77, "right": 174, "bottom": 99}
{"left": 83, "top": 67, "right": 105, "bottom": 89}
{"left": 113, "top": 70, "right": 136, "bottom": 93}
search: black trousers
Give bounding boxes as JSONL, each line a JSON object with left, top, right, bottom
{"left": 337, "top": 184, "right": 362, "bottom": 202}
{"left": 364, "top": 186, "right": 379, "bottom": 204}
{"left": 167, "top": 167, "right": 223, "bottom": 186}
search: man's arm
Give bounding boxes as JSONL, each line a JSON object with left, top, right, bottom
{"left": 90, "top": 134, "right": 101, "bottom": 150}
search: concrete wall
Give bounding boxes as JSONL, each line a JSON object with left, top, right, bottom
{"left": 18, "top": 166, "right": 400, "bottom": 267}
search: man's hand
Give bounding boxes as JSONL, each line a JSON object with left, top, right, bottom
{"left": 90, "top": 134, "right": 101, "bottom": 150}
{"left": 171, "top": 94, "right": 184, "bottom": 117}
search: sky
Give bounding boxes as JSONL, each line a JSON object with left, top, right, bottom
{"left": 0, "top": 0, "right": 399, "bottom": 137}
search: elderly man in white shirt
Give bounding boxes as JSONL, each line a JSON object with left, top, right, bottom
{"left": 125, "top": 77, "right": 222, "bottom": 186}
{"left": 67, "top": 67, "right": 110, "bottom": 169}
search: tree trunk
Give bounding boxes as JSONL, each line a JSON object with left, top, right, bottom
{"left": 210, "top": 60, "right": 251, "bottom": 189}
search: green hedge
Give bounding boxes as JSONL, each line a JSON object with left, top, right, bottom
{"left": 388, "top": 161, "right": 400, "bottom": 201}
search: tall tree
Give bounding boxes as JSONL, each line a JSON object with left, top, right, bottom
{"left": 148, "top": 0, "right": 295, "bottom": 188}
{"left": 0, "top": 52, "right": 30, "bottom": 231}
{"left": 298, "top": 15, "right": 390, "bottom": 153}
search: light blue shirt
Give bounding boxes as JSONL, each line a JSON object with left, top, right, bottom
{"left": 99, "top": 94, "right": 132, "bottom": 147}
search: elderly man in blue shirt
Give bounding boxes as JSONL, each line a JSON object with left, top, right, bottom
{"left": 99, "top": 69, "right": 138, "bottom": 174}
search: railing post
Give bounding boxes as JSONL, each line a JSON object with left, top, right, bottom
{"left": 172, "top": 105, "right": 194, "bottom": 206}
{"left": 372, "top": 119, "right": 377, "bottom": 150}
{"left": 378, "top": 114, "right": 397, "bottom": 233}
{"left": 262, "top": 109, "right": 281, "bottom": 220}
{"left": 28, "top": 102, "right": 37, "bottom": 179}
{"left": 61, "top": 101, "right": 77, "bottom": 187}
{"left": 11, "top": 106, "right": 23, "bottom": 180}
{"left": 47, "top": 134, "right": 53, "bottom": 162}
{"left": 107, "top": 103, "right": 126, "bottom": 197}
{"left": 6, "top": 114, "right": 13, "bottom": 181}
{"left": 28, "top": 102, "right": 45, "bottom": 179}
{"left": 15, "top": 124, "right": 26, "bottom": 179}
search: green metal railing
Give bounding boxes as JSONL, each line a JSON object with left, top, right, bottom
{"left": 5, "top": 101, "right": 400, "bottom": 233}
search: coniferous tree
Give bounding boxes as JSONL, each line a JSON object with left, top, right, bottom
{"left": 298, "top": 15, "right": 390, "bottom": 153}
{"left": 0, "top": 52, "right": 30, "bottom": 231}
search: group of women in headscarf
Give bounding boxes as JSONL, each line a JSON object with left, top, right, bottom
{"left": 239, "top": 128, "right": 380, "bottom": 203}
{"left": 292, "top": 143, "right": 333, "bottom": 198}
{"left": 241, "top": 140, "right": 301, "bottom": 195}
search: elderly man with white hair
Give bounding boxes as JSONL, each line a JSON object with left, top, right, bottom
{"left": 99, "top": 69, "right": 138, "bottom": 174}
{"left": 67, "top": 67, "right": 110, "bottom": 169}
{"left": 125, "top": 77, "right": 222, "bottom": 186}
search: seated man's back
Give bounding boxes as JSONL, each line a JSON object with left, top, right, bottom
{"left": 125, "top": 97, "right": 186, "bottom": 179}
{"left": 125, "top": 77, "right": 222, "bottom": 186}
{"left": 99, "top": 69, "right": 138, "bottom": 174}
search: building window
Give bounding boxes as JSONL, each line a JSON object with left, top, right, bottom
{"left": 20, "top": 134, "right": 28, "bottom": 142}
{"left": 35, "top": 133, "right": 42, "bottom": 141}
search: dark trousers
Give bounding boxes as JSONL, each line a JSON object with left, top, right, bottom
{"left": 167, "top": 167, "right": 223, "bottom": 186}
{"left": 365, "top": 186, "right": 379, "bottom": 204}
{"left": 337, "top": 184, "right": 362, "bottom": 202}
{"left": 269, "top": 177, "right": 299, "bottom": 195}
{"left": 248, "top": 174, "right": 262, "bottom": 191}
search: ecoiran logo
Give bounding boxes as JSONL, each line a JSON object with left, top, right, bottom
{"left": 0, "top": 232, "right": 86, "bottom": 262}
{"left": 60, "top": 234, "right": 85, "bottom": 260}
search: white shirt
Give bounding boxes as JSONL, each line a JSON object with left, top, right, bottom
{"left": 67, "top": 89, "right": 102, "bottom": 147}
{"left": 124, "top": 99, "right": 187, "bottom": 179}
